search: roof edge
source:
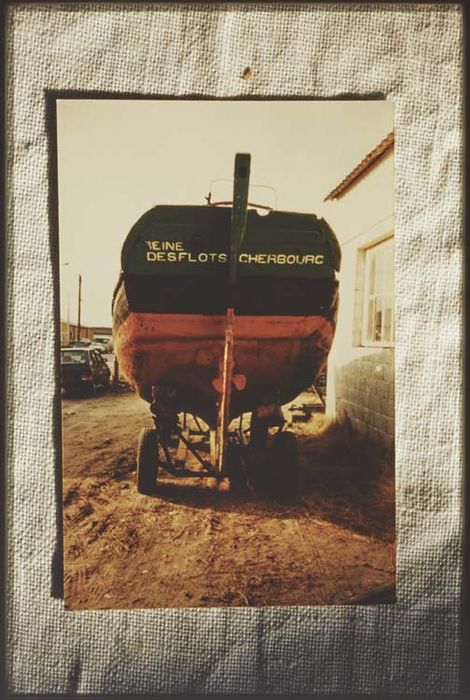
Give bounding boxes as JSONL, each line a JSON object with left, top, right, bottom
{"left": 324, "top": 131, "right": 394, "bottom": 202}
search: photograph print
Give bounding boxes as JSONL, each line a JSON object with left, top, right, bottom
{"left": 57, "top": 99, "right": 395, "bottom": 609}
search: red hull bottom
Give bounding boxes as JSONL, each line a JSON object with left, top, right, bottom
{"left": 114, "top": 313, "right": 335, "bottom": 427}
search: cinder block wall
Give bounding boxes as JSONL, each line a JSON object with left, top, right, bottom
{"left": 335, "top": 348, "right": 394, "bottom": 451}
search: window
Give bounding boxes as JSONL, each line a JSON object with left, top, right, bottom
{"left": 361, "top": 237, "right": 394, "bottom": 347}
{"left": 61, "top": 350, "right": 86, "bottom": 364}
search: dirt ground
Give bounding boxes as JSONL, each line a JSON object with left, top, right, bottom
{"left": 62, "top": 388, "right": 395, "bottom": 610}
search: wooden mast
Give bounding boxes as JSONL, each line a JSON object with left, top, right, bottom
{"left": 215, "top": 153, "right": 251, "bottom": 472}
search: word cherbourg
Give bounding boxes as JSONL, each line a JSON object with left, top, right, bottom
{"left": 145, "top": 239, "right": 325, "bottom": 266}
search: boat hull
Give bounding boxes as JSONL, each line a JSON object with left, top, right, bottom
{"left": 113, "top": 305, "right": 337, "bottom": 427}
{"left": 112, "top": 203, "right": 341, "bottom": 427}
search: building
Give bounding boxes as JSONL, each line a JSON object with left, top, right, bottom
{"left": 322, "top": 132, "right": 394, "bottom": 453}
{"left": 60, "top": 321, "right": 94, "bottom": 345}
{"left": 60, "top": 321, "right": 70, "bottom": 346}
{"left": 91, "top": 326, "right": 112, "bottom": 336}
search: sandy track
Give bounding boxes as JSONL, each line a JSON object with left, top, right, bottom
{"left": 62, "top": 390, "right": 395, "bottom": 609}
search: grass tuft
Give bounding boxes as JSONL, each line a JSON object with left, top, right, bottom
{"left": 296, "top": 415, "right": 395, "bottom": 542}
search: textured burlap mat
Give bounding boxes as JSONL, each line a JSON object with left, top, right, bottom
{"left": 6, "top": 3, "right": 463, "bottom": 694}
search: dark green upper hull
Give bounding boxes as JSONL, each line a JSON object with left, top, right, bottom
{"left": 121, "top": 206, "right": 340, "bottom": 279}
{"left": 115, "top": 205, "right": 341, "bottom": 319}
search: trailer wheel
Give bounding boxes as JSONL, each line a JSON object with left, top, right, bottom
{"left": 249, "top": 411, "right": 269, "bottom": 450}
{"left": 245, "top": 449, "right": 269, "bottom": 497}
{"left": 227, "top": 444, "right": 248, "bottom": 494}
{"left": 137, "top": 427, "right": 159, "bottom": 495}
{"left": 270, "top": 431, "right": 299, "bottom": 501}
{"left": 272, "top": 430, "right": 298, "bottom": 455}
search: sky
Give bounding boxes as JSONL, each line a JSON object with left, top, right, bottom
{"left": 57, "top": 99, "right": 393, "bottom": 327}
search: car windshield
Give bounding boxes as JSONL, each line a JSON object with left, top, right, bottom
{"left": 61, "top": 350, "right": 87, "bottom": 364}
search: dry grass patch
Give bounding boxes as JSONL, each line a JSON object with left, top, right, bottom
{"left": 296, "top": 416, "right": 395, "bottom": 542}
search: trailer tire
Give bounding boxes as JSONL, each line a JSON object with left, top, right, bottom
{"left": 270, "top": 431, "right": 299, "bottom": 501}
{"left": 249, "top": 412, "right": 269, "bottom": 450}
{"left": 245, "top": 449, "right": 269, "bottom": 497}
{"left": 137, "top": 427, "right": 159, "bottom": 495}
{"left": 227, "top": 444, "right": 248, "bottom": 494}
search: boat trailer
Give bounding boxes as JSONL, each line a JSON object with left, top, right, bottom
{"left": 136, "top": 153, "right": 297, "bottom": 496}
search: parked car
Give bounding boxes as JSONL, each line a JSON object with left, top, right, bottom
{"left": 88, "top": 343, "right": 105, "bottom": 354}
{"left": 90, "top": 340, "right": 108, "bottom": 354}
{"left": 72, "top": 338, "right": 106, "bottom": 353}
{"left": 93, "top": 337, "right": 113, "bottom": 352}
{"left": 61, "top": 347, "right": 111, "bottom": 395}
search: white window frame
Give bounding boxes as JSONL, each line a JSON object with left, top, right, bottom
{"left": 361, "top": 236, "right": 394, "bottom": 348}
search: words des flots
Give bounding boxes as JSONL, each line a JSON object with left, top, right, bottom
{"left": 145, "top": 241, "right": 324, "bottom": 266}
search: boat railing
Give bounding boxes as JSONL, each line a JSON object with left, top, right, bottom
{"left": 207, "top": 200, "right": 273, "bottom": 212}
{"left": 206, "top": 178, "right": 277, "bottom": 211}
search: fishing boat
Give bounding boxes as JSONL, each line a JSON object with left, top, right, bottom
{"left": 112, "top": 154, "right": 341, "bottom": 493}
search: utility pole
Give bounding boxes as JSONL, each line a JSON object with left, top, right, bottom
{"left": 77, "top": 274, "right": 82, "bottom": 341}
